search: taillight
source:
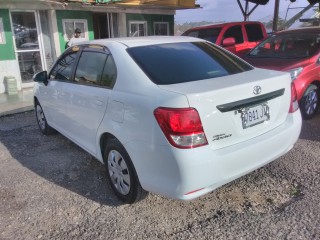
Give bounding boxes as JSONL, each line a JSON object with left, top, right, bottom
{"left": 289, "top": 83, "right": 299, "bottom": 113}
{"left": 154, "top": 107, "right": 208, "bottom": 149}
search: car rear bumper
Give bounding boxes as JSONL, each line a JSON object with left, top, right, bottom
{"left": 125, "top": 110, "right": 302, "bottom": 200}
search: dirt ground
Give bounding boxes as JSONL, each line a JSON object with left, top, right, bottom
{"left": 0, "top": 111, "right": 319, "bottom": 240}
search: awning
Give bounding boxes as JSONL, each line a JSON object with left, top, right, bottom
{"left": 66, "top": 0, "right": 199, "bottom": 9}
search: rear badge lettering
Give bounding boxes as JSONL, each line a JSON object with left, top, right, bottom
{"left": 212, "top": 134, "right": 232, "bottom": 141}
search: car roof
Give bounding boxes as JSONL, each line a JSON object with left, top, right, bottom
{"left": 75, "top": 36, "right": 205, "bottom": 48}
{"left": 276, "top": 27, "right": 320, "bottom": 35}
{"left": 184, "top": 21, "right": 263, "bottom": 31}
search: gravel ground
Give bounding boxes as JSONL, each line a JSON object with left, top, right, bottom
{"left": 0, "top": 111, "right": 319, "bottom": 240}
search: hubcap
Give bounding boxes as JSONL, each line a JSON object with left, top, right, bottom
{"left": 305, "top": 90, "right": 318, "bottom": 116}
{"left": 36, "top": 105, "right": 46, "bottom": 130}
{"left": 107, "top": 150, "right": 130, "bottom": 195}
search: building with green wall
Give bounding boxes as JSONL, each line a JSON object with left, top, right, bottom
{"left": 0, "top": 0, "right": 193, "bottom": 94}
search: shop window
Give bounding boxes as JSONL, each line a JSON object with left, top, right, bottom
{"left": 62, "top": 19, "right": 88, "bottom": 41}
{"left": 0, "top": 18, "right": 5, "bottom": 44}
{"left": 129, "top": 21, "right": 147, "bottom": 37}
{"left": 154, "top": 22, "right": 169, "bottom": 36}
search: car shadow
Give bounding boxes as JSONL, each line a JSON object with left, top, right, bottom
{"left": 2, "top": 110, "right": 319, "bottom": 207}
{"left": 299, "top": 111, "right": 320, "bottom": 142}
{"left": 0, "top": 111, "right": 124, "bottom": 207}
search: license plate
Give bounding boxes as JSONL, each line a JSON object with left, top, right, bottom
{"left": 240, "top": 103, "right": 270, "bottom": 129}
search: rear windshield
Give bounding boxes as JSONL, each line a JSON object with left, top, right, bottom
{"left": 182, "top": 28, "right": 222, "bottom": 44}
{"left": 127, "top": 42, "right": 253, "bottom": 85}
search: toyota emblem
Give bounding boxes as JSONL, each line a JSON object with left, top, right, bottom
{"left": 253, "top": 86, "right": 262, "bottom": 95}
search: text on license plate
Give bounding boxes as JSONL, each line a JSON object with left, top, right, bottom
{"left": 240, "top": 103, "right": 270, "bottom": 129}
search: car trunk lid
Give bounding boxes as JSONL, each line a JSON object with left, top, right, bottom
{"left": 158, "top": 68, "right": 292, "bottom": 150}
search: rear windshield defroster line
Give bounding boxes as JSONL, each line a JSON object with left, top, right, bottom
{"left": 216, "top": 88, "right": 285, "bottom": 112}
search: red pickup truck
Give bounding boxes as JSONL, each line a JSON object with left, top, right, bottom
{"left": 182, "top": 21, "right": 267, "bottom": 57}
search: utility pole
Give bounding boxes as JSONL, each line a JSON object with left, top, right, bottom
{"left": 272, "top": 0, "right": 280, "bottom": 32}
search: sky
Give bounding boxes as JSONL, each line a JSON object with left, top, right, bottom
{"left": 175, "top": 0, "right": 315, "bottom": 24}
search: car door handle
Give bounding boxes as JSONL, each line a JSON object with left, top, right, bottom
{"left": 94, "top": 96, "right": 104, "bottom": 106}
{"left": 52, "top": 89, "right": 59, "bottom": 96}
{"left": 95, "top": 100, "right": 103, "bottom": 106}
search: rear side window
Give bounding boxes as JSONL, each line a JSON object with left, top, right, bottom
{"left": 127, "top": 42, "right": 252, "bottom": 85}
{"left": 223, "top": 26, "right": 243, "bottom": 44}
{"left": 184, "top": 28, "right": 222, "bottom": 44}
{"left": 50, "top": 52, "right": 78, "bottom": 81}
{"left": 245, "top": 24, "right": 264, "bottom": 42}
{"left": 75, "top": 51, "right": 107, "bottom": 85}
{"left": 74, "top": 49, "right": 117, "bottom": 88}
{"left": 101, "top": 55, "right": 117, "bottom": 88}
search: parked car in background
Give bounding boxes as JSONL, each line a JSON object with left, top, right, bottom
{"left": 33, "top": 36, "right": 301, "bottom": 204}
{"left": 182, "top": 21, "right": 267, "bottom": 57}
{"left": 243, "top": 27, "right": 320, "bottom": 120}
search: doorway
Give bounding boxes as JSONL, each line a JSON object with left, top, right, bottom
{"left": 10, "top": 11, "right": 45, "bottom": 85}
{"left": 93, "top": 13, "right": 119, "bottom": 39}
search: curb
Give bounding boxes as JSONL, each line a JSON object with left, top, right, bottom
{"left": 0, "top": 106, "right": 34, "bottom": 117}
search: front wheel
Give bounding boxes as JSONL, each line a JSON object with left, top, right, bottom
{"left": 35, "top": 100, "right": 54, "bottom": 135}
{"left": 104, "top": 138, "right": 148, "bottom": 204}
{"left": 299, "top": 84, "right": 319, "bottom": 120}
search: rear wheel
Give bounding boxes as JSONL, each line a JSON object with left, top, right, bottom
{"left": 35, "top": 100, "right": 54, "bottom": 135}
{"left": 104, "top": 138, "right": 148, "bottom": 204}
{"left": 300, "top": 84, "right": 319, "bottom": 120}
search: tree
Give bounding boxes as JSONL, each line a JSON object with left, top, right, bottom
{"left": 174, "top": 21, "right": 215, "bottom": 35}
{"left": 263, "top": 17, "right": 286, "bottom": 30}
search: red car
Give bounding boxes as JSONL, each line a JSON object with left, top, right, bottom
{"left": 182, "top": 21, "right": 267, "bottom": 57}
{"left": 243, "top": 27, "right": 320, "bottom": 119}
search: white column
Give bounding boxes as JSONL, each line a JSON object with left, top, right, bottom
{"left": 48, "top": 10, "right": 61, "bottom": 57}
{"left": 118, "top": 13, "right": 127, "bottom": 38}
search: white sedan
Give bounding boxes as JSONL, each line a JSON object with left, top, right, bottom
{"left": 33, "top": 36, "right": 302, "bottom": 204}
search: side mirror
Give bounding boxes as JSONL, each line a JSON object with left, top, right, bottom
{"left": 222, "top": 37, "right": 236, "bottom": 47}
{"left": 33, "top": 71, "right": 48, "bottom": 86}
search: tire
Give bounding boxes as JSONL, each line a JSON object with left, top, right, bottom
{"left": 299, "top": 84, "right": 319, "bottom": 120}
{"left": 104, "top": 138, "right": 148, "bottom": 204}
{"left": 35, "top": 100, "right": 54, "bottom": 135}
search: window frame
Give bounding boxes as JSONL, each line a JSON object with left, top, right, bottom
{"left": 0, "top": 18, "right": 5, "bottom": 44}
{"left": 153, "top": 22, "right": 169, "bottom": 36}
{"left": 129, "top": 21, "right": 147, "bottom": 37}
{"left": 62, "top": 19, "right": 88, "bottom": 41}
